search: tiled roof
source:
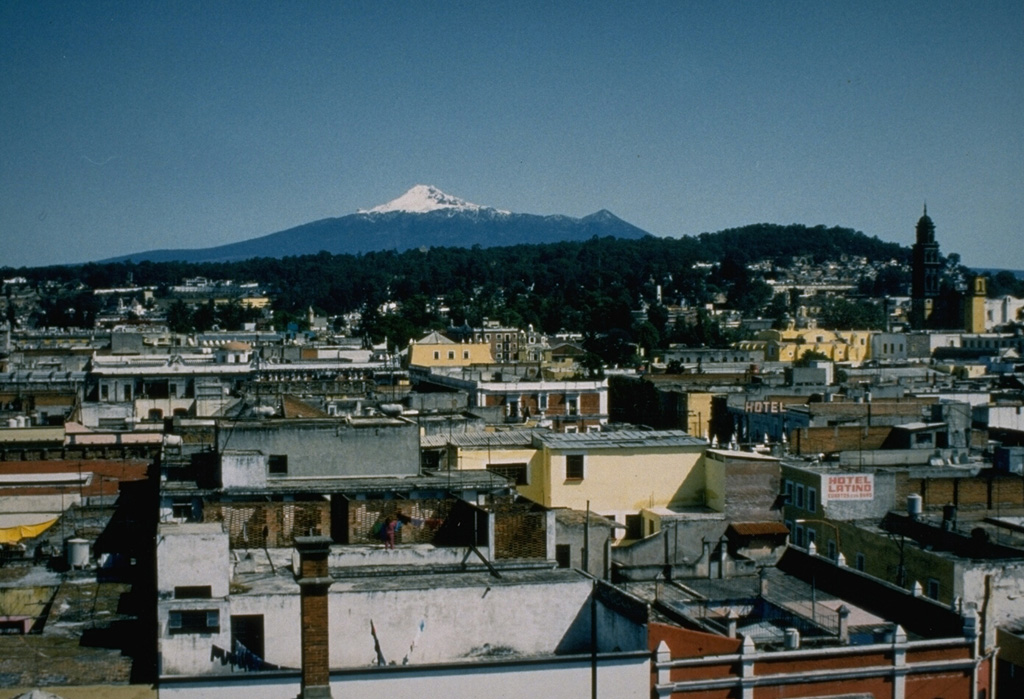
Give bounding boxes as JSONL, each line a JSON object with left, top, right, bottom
{"left": 727, "top": 521, "right": 790, "bottom": 536}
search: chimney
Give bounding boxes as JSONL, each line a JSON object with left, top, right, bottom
{"left": 838, "top": 605, "right": 850, "bottom": 644}
{"left": 295, "top": 536, "right": 334, "bottom": 699}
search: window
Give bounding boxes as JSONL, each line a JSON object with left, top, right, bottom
{"left": 555, "top": 544, "right": 571, "bottom": 568}
{"left": 625, "top": 514, "right": 642, "bottom": 539}
{"left": 433, "top": 351, "right": 440, "bottom": 360}
{"left": 101, "top": 385, "right": 109, "bottom": 400}
{"left": 174, "top": 586, "right": 212, "bottom": 599}
{"left": 784, "top": 480, "right": 793, "bottom": 503}
{"left": 855, "top": 552, "right": 866, "bottom": 571}
{"left": 795, "top": 484, "right": 805, "bottom": 509}
{"left": 268, "top": 455, "right": 288, "bottom": 475}
{"left": 168, "top": 609, "right": 220, "bottom": 634}
{"left": 486, "top": 463, "right": 528, "bottom": 485}
{"left": 463, "top": 350, "right": 470, "bottom": 359}
{"left": 231, "top": 615, "right": 265, "bottom": 660}
{"left": 566, "top": 396, "right": 579, "bottom": 415}
{"left": 794, "top": 525, "right": 804, "bottom": 547}
{"left": 806, "top": 529, "right": 816, "bottom": 547}
{"left": 538, "top": 394, "right": 548, "bottom": 410}
{"left": 808, "top": 487, "right": 817, "bottom": 513}
{"left": 827, "top": 540, "right": 836, "bottom": 560}
{"left": 926, "top": 578, "right": 940, "bottom": 600}
{"left": 566, "top": 454, "right": 584, "bottom": 480}
{"left": 447, "top": 351, "right": 455, "bottom": 360}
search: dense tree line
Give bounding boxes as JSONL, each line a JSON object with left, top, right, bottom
{"left": 4, "top": 224, "right": 916, "bottom": 355}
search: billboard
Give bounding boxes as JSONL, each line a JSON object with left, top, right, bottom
{"left": 824, "top": 473, "right": 873, "bottom": 501}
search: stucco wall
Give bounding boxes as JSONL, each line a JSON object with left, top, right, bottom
{"left": 157, "top": 523, "right": 230, "bottom": 597}
{"left": 158, "top": 654, "right": 650, "bottom": 699}
{"left": 159, "top": 573, "right": 645, "bottom": 679}
{"left": 541, "top": 447, "right": 705, "bottom": 519}
{"left": 217, "top": 418, "right": 419, "bottom": 478}
{"left": 220, "top": 451, "right": 266, "bottom": 489}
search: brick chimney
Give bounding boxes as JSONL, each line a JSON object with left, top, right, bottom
{"left": 295, "top": 536, "right": 334, "bottom": 699}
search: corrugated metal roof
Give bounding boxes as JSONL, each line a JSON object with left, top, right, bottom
{"left": 420, "top": 430, "right": 542, "bottom": 449}
{"left": 535, "top": 430, "right": 706, "bottom": 450}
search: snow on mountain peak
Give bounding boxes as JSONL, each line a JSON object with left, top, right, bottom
{"left": 358, "top": 185, "right": 509, "bottom": 215}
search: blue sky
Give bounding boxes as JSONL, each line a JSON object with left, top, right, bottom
{"left": 2, "top": 1, "right": 1021, "bottom": 270}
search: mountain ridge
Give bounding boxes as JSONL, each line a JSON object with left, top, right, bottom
{"left": 103, "top": 186, "right": 651, "bottom": 264}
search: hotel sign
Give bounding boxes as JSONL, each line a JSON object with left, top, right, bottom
{"left": 744, "top": 400, "right": 784, "bottom": 414}
{"left": 824, "top": 474, "right": 874, "bottom": 502}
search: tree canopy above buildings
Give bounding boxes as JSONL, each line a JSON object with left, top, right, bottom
{"left": 3, "top": 224, "right": 925, "bottom": 357}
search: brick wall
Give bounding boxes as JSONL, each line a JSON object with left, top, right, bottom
{"left": 788, "top": 426, "right": 892, "bottom": 455}
{"left": 347, "top": 498, "right": 453, "bottom": 546}
{"left": 492, "top": 500, "right": 548, "bottom": 559}
{"left": 904, "top": 474, "right": 1024, "bottom": 512}
{"left": 205, "top": 500, "right": 331, "bottom": 548}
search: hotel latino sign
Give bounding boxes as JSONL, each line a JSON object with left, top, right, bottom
{"left": 824, "top": 474, "right": 874, "bottom": 502}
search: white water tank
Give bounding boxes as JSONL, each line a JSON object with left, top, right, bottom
{"left": 784, "top": 628, "right": 800, "bottom": 649}
{"left": 67, "top": 538, "right": 90, "bottom": 568}
{"left": 907, "top": 494, "right": 923, "bottom": 519}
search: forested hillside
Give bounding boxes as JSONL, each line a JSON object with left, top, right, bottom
{"left": 5, "top": 224, "right": 912, "bottom": 353}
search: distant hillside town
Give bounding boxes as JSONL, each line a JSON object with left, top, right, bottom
{"left": 0, "top": 209, "right": 1023, "bottom": 697}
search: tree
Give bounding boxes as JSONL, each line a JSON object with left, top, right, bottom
{"left": 166, "top": 300, "right": 193, "bottom": 333}
{"left": 818, "top": 297, "right": 884, "bottom": 330}
{"left": 632, "top": 320, "right": 661, "bottom": 357}
{"left": 192, "top": 300, "right": 217, "bottom": 332}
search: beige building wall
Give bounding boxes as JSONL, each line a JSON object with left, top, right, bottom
{"left": 408, "top": 341, "right": 492, "bottom": 368}
{"left": 703, "top": 456, "right": 726, "bottom": 512}
{"left": 755, "top": 328, "right": 874, "bottom": 363}
{"left": 539, "top": 447, "right": 706, "bottom": 522}
{"left": 450, "top": 445, "right": 546, "bottom": 503}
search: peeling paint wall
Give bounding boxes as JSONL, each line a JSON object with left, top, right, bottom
{"left": 158, "top": 573, "right": 648, "bottom": 679}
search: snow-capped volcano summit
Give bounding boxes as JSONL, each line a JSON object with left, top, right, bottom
{"left": 358, "top": 185, "right": 510, "bottom": 215}
{"left": 105, "top": 186, "right": 651, "bottom": 263}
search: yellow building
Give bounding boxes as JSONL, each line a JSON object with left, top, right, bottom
{"left": 964, "top": 275, "right": 986, "bottom": 334}
{"left": 423, "top": 429, "right": 710, "bottom": 532}
{"left": 421, "top": 430, "right": 548, "bottom": 504}
{"left": 407, "top": 331, "right": 493, "bottom": 368}
{"left": 743, "top": 327, "right": 873, "bottom": 363}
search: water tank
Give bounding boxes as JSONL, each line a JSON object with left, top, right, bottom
{"left": 784, "top": 628, "right": 801, "bottom": 649}
{"left": 15, "top": 415, "right": 26, "bottom": 428}
{"left": 942, "top": 504, "right": 957, "bottom": 530}
{"left": 66, "top": 538, "right": 90, "bottom": 568}
{"left": 6, "top": 418, "right": 15, "bottom": 428}
{"left": 907, "top": 494, "right": 923, "bottom": 519}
